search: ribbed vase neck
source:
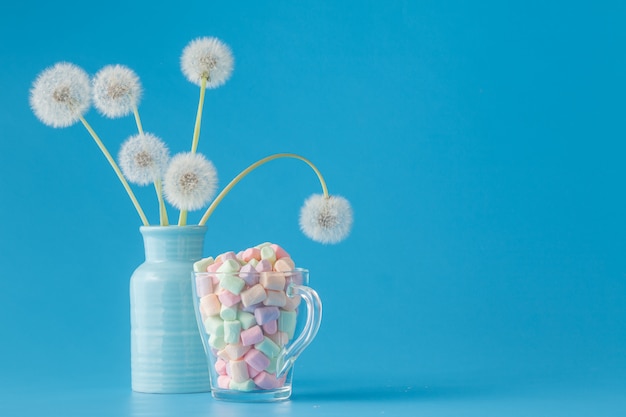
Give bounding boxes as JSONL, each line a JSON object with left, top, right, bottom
{"left": 140, "top": 226, "right": 207, "bottom": 262}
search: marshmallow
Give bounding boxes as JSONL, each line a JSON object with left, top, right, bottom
{"left": 218, "top": 290, "right": 241, "bottom": 307}
{"left": 268, "top": 331, "right": 288, "bottom": 346}
{"left": 241, "top": 247, "right": 261, "bottom": 262}
{"left": 240, "top": 284, "right": 267, "bottom": 307}
{"left": 217, "top": 375, "right": 231, "bottom": 389}
{"left": 223, "top": 343, "right": 251, "bottom": 361}
{"left": 260, "top": 246, "right": 276, "bottom": 264}
{"left": 219, "top": 274, "right": 246, "bottom": 295}
{"left": 209, "top": 333, "right": 226, "bottom": 350}
{"left": 244, "top": 348, "right": 271, "bottom": 372}
{"left": 227, "top": 359, "right": 249, "bottom": 383}
{"left": 240, "top": 325, "right": 264, "bottom": 346}
{"left": 220, "top": 304, "right": 238, "bottom": 321}
{"left": 247, "top": 364, "right": 262, "bottom": 379}
{"left": 237, "top": 311, "right": 257, "bottom": 330}
{"left": 195, "top": 274, "right": 214, "bottom": 298}
{"left": 229, "top": 379, "right": 255, "bottom": 391}
{"left": 255, "top": 259, "right": 272, "bottom": 273}
{"left": 218, "top": 258, "right": 241, "bottom": 273}
{"left": 223, "top": 320, "right": 242, "bottom": 344}
{"left": 274, "top": 257, "right": 295, "bottom": 272}
{"left": 254, "top": 306, "right": 280, "bottom": 325}
{"left": 254, "top": 336, "right": 281, "bottom": 358}
{"left": 206, "top": 261, "right": 223, "bottom": 273}
{"left": 216, "top": 251, "right": 238, "bottom": 263}
{"left": 283, "top": 293, "right": 302, "bottom": 311}
{"left": 254, "top": 371, "right": 283, "bottom": 390}
{"left": 200, "top": 294, "right": 221, "bottom": 317}
{"left": 263, "top": 290, "right": 287, "bottom": 307}
{"left": 279, "top": 310, "right": 297, "bottom": 339}
{"left": 204, "top": 315, "right": 224, "bottom": 336}
{"left": 239, "top": 263, "right": 259, "bottom": 286}
{"left": 193, "top": 256, "right": 214, "bottom": 272}
{"left": 215, "top": 358, "right": 227, "bottom": 375}
{"left": 260, "top": 272, "right": 286, "bottom": 291}
{"left": 262, "top": 319, "right": 277, "bottom": 335}
{"left": 270, "top": 244, "right": 290, "bottom": 259}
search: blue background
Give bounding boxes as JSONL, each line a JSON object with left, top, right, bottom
{"left": 1, "top": 0, "right": 625, "bottom": 415}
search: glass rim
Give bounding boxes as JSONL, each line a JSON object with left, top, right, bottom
{"left": 194, "top": 267, "right": 308, "bottom": 276}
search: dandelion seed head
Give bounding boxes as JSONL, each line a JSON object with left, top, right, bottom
{"left": 118, "top": 133, "right": 169, "bottom": 186}
{"left": 29, "top": 62, "right": 91, "bottom": 128}
{"left": 92, "top": 65, "right": 142, "bottom": 118}
{"left": 180, "top": 37, "right": 234, "bottom": 88}
{"left": 299, "top": 194, "right": 353, "bottom": 244}
{"left": 163, "top": 152, "right": 218, "bottom": 211}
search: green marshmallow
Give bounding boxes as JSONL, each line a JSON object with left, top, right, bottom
{"left": 229, "top": 379, "right": 256, "bottom": 392}
{"left": 204, "top": 315, "right": 224, "bottom": 336}
{"left": 220, "top": 304, "right": 238, "bottom": 321}
{"left": 209, "top": 333, "right": 226, "bottom": 350}
{"left": 220, "top": 274, "right": 246, "bottom": 295}
{"left": 224, "top": 320, "right": 242, "bottom": 344}
{"left": 193, "top": 256, "right": 214, "bottom": 272}
{"left": 255, "top": 336, "right": 281, "bottom": 358}
{"left": 237, "top": 311, "right": 257, "bottom": 330}
{"left": 279, "top": 310, "right": 297, "bottom": 340}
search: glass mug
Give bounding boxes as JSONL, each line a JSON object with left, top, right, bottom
{"left": 192, "top": 268, "right": 322, "bottom": 402}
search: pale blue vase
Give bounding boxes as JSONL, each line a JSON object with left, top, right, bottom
{"left": 130, "top": 225, "right": 211, "bottom": 393}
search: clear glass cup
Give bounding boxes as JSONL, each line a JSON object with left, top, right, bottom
{"left": 192, "top": 268, "right": 322, "bottom": 402}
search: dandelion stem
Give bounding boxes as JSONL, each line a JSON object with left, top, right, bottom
{"left": 79, "top": 116, "right": 150, "bottom": 226}
{"left": 133, "top": 105, "right": 170, "bottom": 226}
{"left": 190, "top": 76, "right": 207, "bottom": 154}
{"left": 133, "top": 105, "right": 144, "bottom": 136}
{"left": 198, "top": 153, "right": 329, "bottom": 226}
{"left": 179, "top": 75, "right": 208, "bottom": 226}
{"left": 154, "top": 179, "right": 169, "bottom": 226}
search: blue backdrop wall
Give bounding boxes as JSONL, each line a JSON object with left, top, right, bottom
{"left": 0, "top": 0, "right": 624, "bottom": 402}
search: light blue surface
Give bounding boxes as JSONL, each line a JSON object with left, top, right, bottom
{"left": 1, "top": 0, "right": 625, "bottom": 415}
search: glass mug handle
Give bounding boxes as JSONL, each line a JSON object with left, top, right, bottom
{"left": 276, "top": 284, "right": 322, "bottom": 378}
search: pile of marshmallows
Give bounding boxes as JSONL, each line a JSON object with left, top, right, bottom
{"left": 194, "top": 242, "right": 302, "bottom": 392}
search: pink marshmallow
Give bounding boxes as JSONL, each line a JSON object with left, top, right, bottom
{"left": 195, "top": 274, "right": 213, "bottom": 297}
{"left": 206, "top": 261, "right": 224, "bottom": 273}
{"left": 242, "top": 247, "right": 262, "bottom": 262}
{"left": 215, "top": 358, "right": 227, "bottom": 376}
{"left": 270, "top": 244, "right": 290, "bottom": 259}
{"left": 268, "top": 331, "right": 289, "bottom": 346}
{"left": 218, "top": 375, "right": 231, "bottom": 389}
{"left": 217, "top": 251, "right": 238, "bottom": 263}
{"left": 283, "top": 294, "right": 302, "bottom": 311}
{"left": 244, "top": 348, "right": 271, "bottom": 372}
{"left": 240, "top": 325, "right": 264, "bottom": 346}
{"left": 247, "top": 364, "right": 262, "bottom": 379}
{"left": 217, "top": 290, "right": 241, "bottom": 307}
{"left": 254, "top": 372, "right": 283, "bottom": 390}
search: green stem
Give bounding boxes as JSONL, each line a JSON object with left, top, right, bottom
{"left": 79, "top": 116, "right": 150, "bottom": 226}
{"left": 179, "top": 76, "right": 208, "bottom": 226}
{"left": 154, "top": 179, "right": 169, "bottom": 226}
{"left": 198, "top": 153, "right": 329, "bottom": 226}
{"left": 133, "top": 105, "right": 169, "bottom": 226}
{"left": 133, "top": 105, "right": 144, "bottom": 136}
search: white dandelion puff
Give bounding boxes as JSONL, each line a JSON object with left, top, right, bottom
{"left": 164, "top": 152, "right": 218, "bottom": 211}
{"left": 299, "top": 194, "right": 353, "bottom": 244}
{"left": 29, "top": 62, "right": 91, "bottom": 128}
{"left": 92, "top": 64, "right": 142, "bottom": 118}
{"left": 180, "top": 37, "right": 234, "bottom": 88}
{"left": 118, "top": 133, "right": 170, "bottom": 186}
